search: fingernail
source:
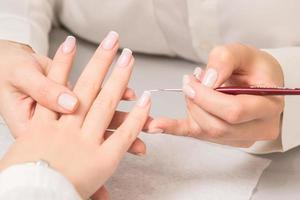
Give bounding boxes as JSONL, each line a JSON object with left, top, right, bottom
{"left": 101, "top": 31, "right": 119, "bottom": 50}
{"left": 116, "top": 48, "right": 132, "bottom": 67}
{"left": 58, "top": 93, "right": 78, "bottom": 111}
{"left": 137, "top": 91, "right": 151, "bottom": 107}
{"left": 202, "top": 68, "right": 218, "bottom": 88}
{"left": 62, "top": 36, "right": 76, "bottom": 54}
{"left": 147, "top": 128, "right": 164, "bottom": 134}
{"left": 182, "top": 84, "right": 196, "bottom": 99}
{"left": 193, "top": 67, "right": 202, "bottom": 81}
{"left": 182, "top": 74, "right": 190, "bottom": 85}
{"left": 136, "top": 152, "right": 145, "bottom": 156}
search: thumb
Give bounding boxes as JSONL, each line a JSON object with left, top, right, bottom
{"left": 13, "top": 67, "right": 78, "bottom": 113}
{"left": 200, "top": 44, "right": 254, "bottom": 88}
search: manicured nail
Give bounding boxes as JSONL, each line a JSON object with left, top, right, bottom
{"left": 62, "top": 36, "right": 76, "bottom": 54}
{"left": 58, "top": 93, "right": 78, "bottom": 111}
{"left": 182, "top": 84, "right": 196, "bottom": 99}
{"left": 202, "top": 68, "right": 218, "bottom": 88}
{"left": 147, "top": 128, "right": 164, "bottom": 134}
{"left": 101, "top": 31, "right": 119, "bottom": 50}
{"left": 137, "top": 91, "right": 151, "bottom": 107}
{"left": 193, "top": 67, "right": 202, "bottom": 81}
{"left": 182, "top": 74, "right": 190, "bottom": 85}
{"left": 116, "top": 48, "right": 132, "bottom": 67}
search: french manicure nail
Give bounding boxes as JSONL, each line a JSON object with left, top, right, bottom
{"left": 182, "top": 84, "right": 196, "bottom": 99}
{"left": 202, "top": 68, "right": 218, "bottom": 88}
{"left": 193, "top": 67, "right": 202, "bottom": 81}
{"left": 147, "top": 128, "right": 164, "bottom": 134}
{"left": 137, "top": 91, "right": 151, "bottom": 107}
{"left": 116, "top": 48, "right": 132, "bottom": 67}
{"left": 182, "top": 74, "right": 190, "bottom": 85}
{"left": 62, "top": 36, "right": 76, "bottom": 54}
{"left": 101, "top": 31, "right": 119, "bottom": 50}
{"left": 58, "top": 93, "right": 78, "bottom": 111}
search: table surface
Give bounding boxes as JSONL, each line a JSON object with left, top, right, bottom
{"left": 49, "top": 29, "right": 300, "bottom": 200}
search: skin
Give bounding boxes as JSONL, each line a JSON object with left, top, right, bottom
{"left": 0, "top": 36, "right": 152, "bottom": 199}
{"left": 0, "top": 38, "right": 152, "bottom": 199}
{"left": 148, "top": 43, "right": 285, "bottom": 148}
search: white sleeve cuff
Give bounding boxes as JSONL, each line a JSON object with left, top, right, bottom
{"left": 0, "top": 15, "right": 49, "bottom": 54}
{"left": 0, "top": 162, "right": 82, "bottom": 200}
{"left": 243, "top": 47, "right": 300, "bottom": 154}
{"left": 0, "top": 0, "right": 54, "bottom": 54}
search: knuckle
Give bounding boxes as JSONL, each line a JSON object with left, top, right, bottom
{"left": 99, "top": 93, "right": 118, "bottom": 109}
{"left": 36, "top": 82, "right": 50, "bottom": 97}
{"left": 186, "top": 120, "right": 201, "bottom": 137}
{"left": 77, "top": 79, "right": 100, "bottom": 95}
{"left": 225, "top": 102, "right": 244, "bottom": 124}
{"left": 117, "top": 128, "right": 136, "bottom": 144}
{"left": 206, "top": 123, "right": 228, "bottom": 139}
{"left": 210, "top": 45, "right": 234, "bottom": 63}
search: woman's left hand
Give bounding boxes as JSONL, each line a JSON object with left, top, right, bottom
{"left": 148, "top": 44, "right": 284, "bottom": 148}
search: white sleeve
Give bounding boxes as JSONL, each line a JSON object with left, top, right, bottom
{"left": 0, "top": 162, "right": 82, "bottom": 200}
{"left": 0, "top": 0, "right": 55, "bottom": 54}
{"left": 244, "top": 47, "right": 300, "bottom": 154}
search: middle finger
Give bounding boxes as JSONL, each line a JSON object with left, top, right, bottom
{"left": 60, "top": 31, "right": 119, "bottom": 125}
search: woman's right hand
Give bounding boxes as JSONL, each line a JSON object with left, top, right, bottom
{"left": 0, "top": 32, "right": 151, "bottom": 199}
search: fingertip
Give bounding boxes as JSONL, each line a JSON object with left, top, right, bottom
{"left": 137, "top": 91, "right": 151, "bottom": 107}
{"left": 61, "top": 35, "right": 76, "bottom": 54}
{"left": 129, "top": 138, "right": 147, "bottom": 156}
{"left": 57, "top": 91, "right": 79, "bottom": 113}
{"left": 123, "top": 88, "right": 137, "bottom": 101}
{"left": 146, "top": 117, "right": 167, "bottom": 134}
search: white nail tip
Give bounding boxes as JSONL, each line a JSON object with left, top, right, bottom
{"left": 182, "top": 75, "right": 190, "bottom": 85}
{"left": 58, "top": 93, "right": 77, "bottom": 111}
{"left": 101, "top": 31, "right": 119, "bottom": 50}
{"left": 202, "top": 68, "right": 218, "bottom": 88}
{"left": 193, "top": 67, "right": 202, "bottom": 80}
{"left": 62, "top": 36, "right": 76, "bottom": 54}
{"left": 137, "top": 91, "right": 151, "bottom": 107}
{"left": 116, "top": 48, "right": 132, "bottom": 67}
{"left": 182, "top": 84, "right": 196, "bottom": 98}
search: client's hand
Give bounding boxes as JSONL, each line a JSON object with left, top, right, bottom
{"left": 0, "top": 33, "right": 151, "bottom": 199}
{"left": 148, "top": 44, "right": 284, "bottom": 148}
{"left": 0, "top": 39, "right": 79, "bottom": 132}
{"left": 0, "top": 39, "right": 136, "bottom": 138}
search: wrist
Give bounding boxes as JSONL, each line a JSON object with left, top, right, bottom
{"left": 0, "top": 39, "right": 34, "bottom": 53}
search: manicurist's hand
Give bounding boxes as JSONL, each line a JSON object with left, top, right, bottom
{"left": 148, "top": 44, "right": 284, "bottom": 148}
{"left": 0, "top": 32, "right": 152, "bottom": 199}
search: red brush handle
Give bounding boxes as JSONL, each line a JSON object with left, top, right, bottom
{"left": 216, "top": 87, "right": 300, "bottom": 95}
